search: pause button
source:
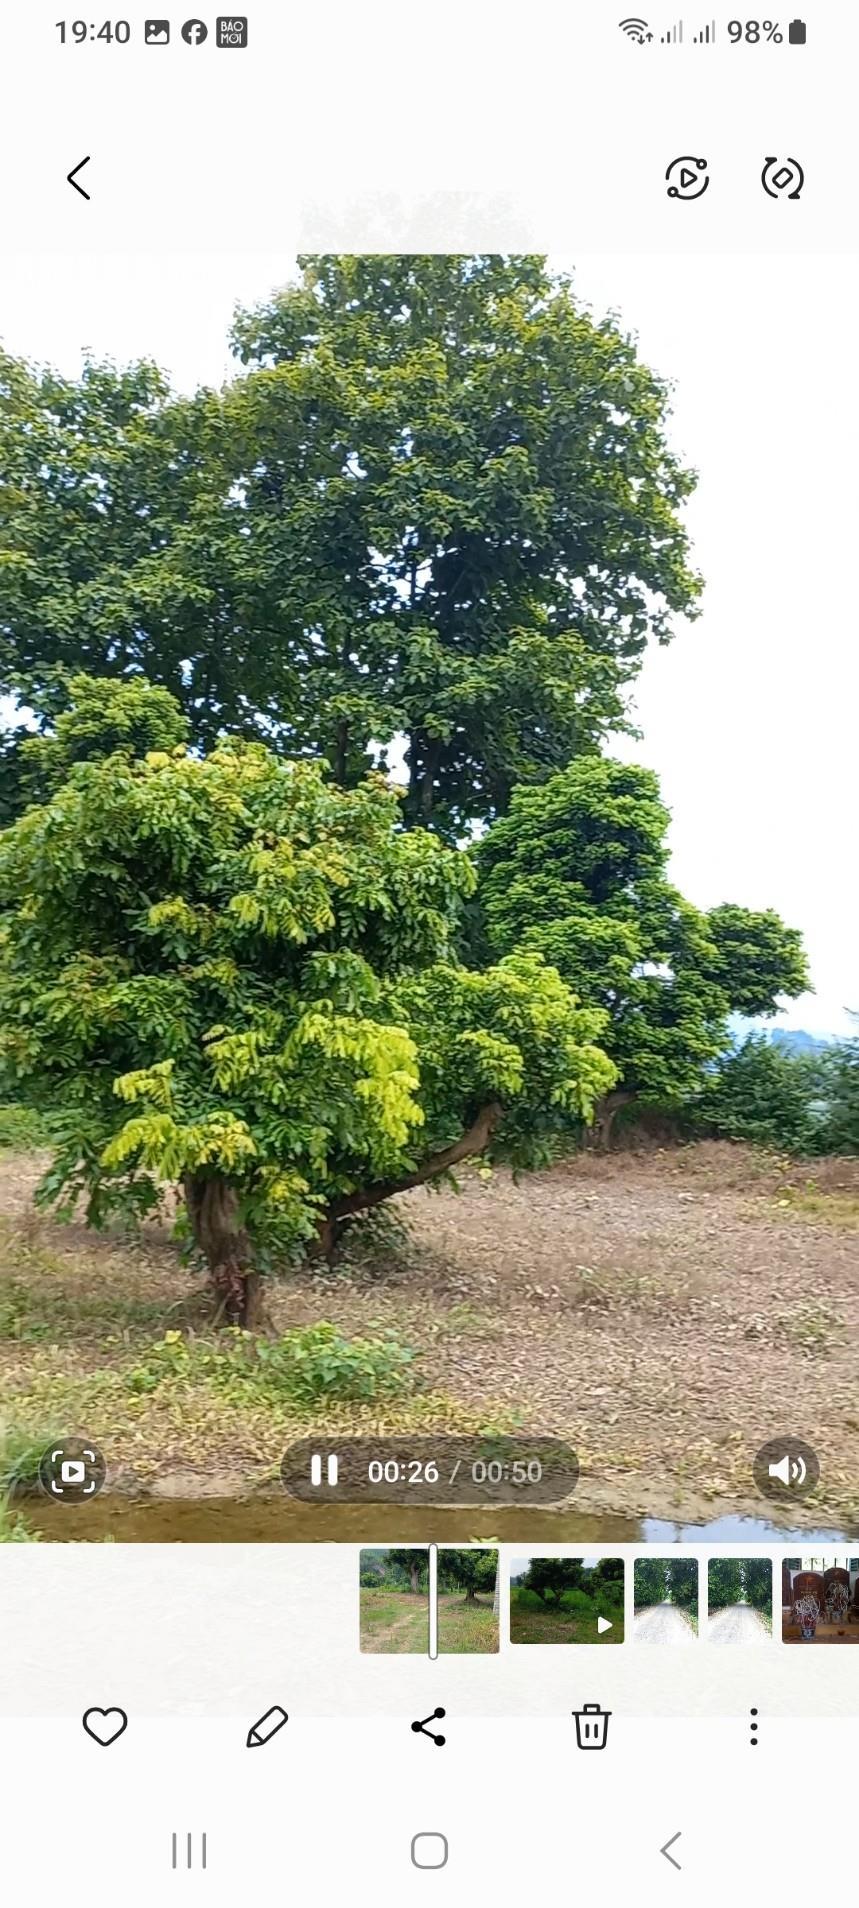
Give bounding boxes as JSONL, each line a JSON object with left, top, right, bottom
{"left": 310, "top": 1453, "right": 339, "bottom": 1486}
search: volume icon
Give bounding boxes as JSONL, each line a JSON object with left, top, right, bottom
{"left": 310, "top": 1452, "right": 339, "bottom": 1487}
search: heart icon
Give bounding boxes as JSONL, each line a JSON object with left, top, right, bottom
{"left": 82, "top": 1707, "right": 128, "bottom": 1747}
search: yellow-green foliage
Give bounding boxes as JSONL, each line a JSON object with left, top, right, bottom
{"left": 0, "top": 678, "right": 615, "bottom": 1257}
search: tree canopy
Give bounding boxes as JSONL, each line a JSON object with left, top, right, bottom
{"left": 478, "top": 756, "right": 809, "bottom": 1137}
{"left": 439, "top": 1548, "right": 497, "bottom": 1599}
{"left": 522, "top": 1557, "right": 583, "bottom": 1602}
{"left": 0, "top": 675, "right": 614, "bottom": 1322}
{"left": 385, "top": 1549, "right": 428, "bottom": 1594}
{"left": 0, "top": 254, "right": 701, "bottom": 831}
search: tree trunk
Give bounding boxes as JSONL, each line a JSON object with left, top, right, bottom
{"left": 183, "top": 1173, "right": 261, "bottom": 1327}
{"left": 593, "top": 1089, "right": 634, "bottom": 1152}
{"left": 410, "top": 1562, "right": 421, "bottom": 1595}
{"left": 332, "top": 717, "right": 350, "bottom": 788}
{"left": 464, "top": 1588, "right": 476, "bottom": 1602}
{"left": 315, "top": 1101, "right": 505, "bottom": 1261}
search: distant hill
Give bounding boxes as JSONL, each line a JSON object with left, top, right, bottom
{"left": 728, "top": 1017, "right": 836, "bottom": 1057}
{"left": 768, "top": 1029, "right": 832, "bottom": 1057}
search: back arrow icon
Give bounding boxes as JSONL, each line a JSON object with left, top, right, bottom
{"left": 67, "top": 157, "right": 91, "bottom": 200}
{"left": 660, "top": 1831, "right": 682, "bottom": 1870}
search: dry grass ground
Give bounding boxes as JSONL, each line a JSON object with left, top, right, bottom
{"left": 359, "top": 1588, "right": 428, "bottom": 1653}
{"left": 1, "top": 1141, "right": 857, "bottom": 1528}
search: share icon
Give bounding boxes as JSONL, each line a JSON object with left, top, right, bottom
{"left": 411, "top": 1706, "right": 446, "bottom": 1746}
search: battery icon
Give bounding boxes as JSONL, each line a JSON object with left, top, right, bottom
{"left": 788, "top": 18, "right": 807, "bottom": 42}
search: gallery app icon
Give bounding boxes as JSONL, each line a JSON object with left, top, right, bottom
{"left": 216, "top": 15, "right": 248, "bottom": 46}
{"left": 144, "top": 20, "right": 171, "bottom": 44}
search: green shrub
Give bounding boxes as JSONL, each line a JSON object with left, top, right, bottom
{"left": 816, "top": 1038, "right": 859, "bottom": 1153}
{"left": 0, "top": 1102, "right": 54, "bottom": 1152}
{"left": 0, "top": 1424, "right": 54, "bottom": 1496}
{"left": 0, "top": 1497, "right": 41, "bottom": 1542}
{"left": 246, "top": 1322, "right": 417, "bottom": 1405}
{"left": 691, "top": 1035, "right": 823, "bottom": 1151}
{"left": 0, "top": 1281, "right": 52, "bottom": 1343}
{"left": 126, "top": 1321, "right": 418, "bottom": 1408}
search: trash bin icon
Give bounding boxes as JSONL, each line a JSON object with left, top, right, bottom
{"left": 573, "top": 1702, "right": 611, "bottom": 1750}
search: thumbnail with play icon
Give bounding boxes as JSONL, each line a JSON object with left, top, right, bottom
{"left": 510, "top": 1558, "right": 624, "bottom": 1644}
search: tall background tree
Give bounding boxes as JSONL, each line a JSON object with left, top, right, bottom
{"left": 743, "top": 1559, "right": 774, "bottom": 1616}
{"left": 666, "top": 1558, "right": 699, "bottom": 1613}
{"left": 478, "top": 757, "right": 810, "bottom": 1143}
{"left": 634, "top": 1557, "right": 669, "bottom": 1607}
{"left": 0, "top": 255, "right": 701, "bottom": 830}
{"left": 707, "top": 1557, "right": 744, "bottom": 1611}
{"left": 385, "top": 1549, "right": 427, "bottom": 1596}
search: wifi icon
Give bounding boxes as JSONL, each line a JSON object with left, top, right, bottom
{"left": 619, "top": 16, "right": 652, "bottom": 40}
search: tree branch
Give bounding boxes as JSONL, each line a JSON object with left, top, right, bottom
{"left": 327, "top": 1101, "right": 505, "bottom": 1223}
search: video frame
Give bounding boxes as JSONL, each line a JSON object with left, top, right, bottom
{"left": 0, "top": 252, "right": 855, "bottom": 1545}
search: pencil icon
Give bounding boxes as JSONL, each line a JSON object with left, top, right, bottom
{"left": 246, "top": 1704, "right": 288, "bottom": 1748}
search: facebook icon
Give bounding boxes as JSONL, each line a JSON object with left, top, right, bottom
{"left": 181, "top": 18, "right": 209, "bottom": 42}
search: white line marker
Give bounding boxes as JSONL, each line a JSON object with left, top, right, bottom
{"left": 428, "top": 1543, "right": 438, "bottom": 1660}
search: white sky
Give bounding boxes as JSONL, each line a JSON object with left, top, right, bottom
{"left": 1, "top": 251, "right": 856, "bottom": 1033}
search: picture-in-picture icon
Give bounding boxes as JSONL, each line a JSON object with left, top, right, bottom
{"left": 38, "top": 1440, "right": 107, "bottom": 1501}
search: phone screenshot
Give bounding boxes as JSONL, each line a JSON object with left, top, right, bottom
{"left": 1, "top": 2, "right": 856, "bottom": 1898}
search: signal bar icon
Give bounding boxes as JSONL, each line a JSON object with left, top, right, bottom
{"left": 310, "top": 1452, "right": 339, "bottom": 1487}
{"left": 693, "top": 19, "right": 716, "bottom": 40}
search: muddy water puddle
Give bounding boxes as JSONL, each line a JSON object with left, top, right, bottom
{"left": 18, "top": 1497, "right": 856, "bottom": 1544}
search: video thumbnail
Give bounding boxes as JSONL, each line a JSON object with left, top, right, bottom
{"left": 633, "top": 1558, "right": 699, "bottom": 1643}
{"left": 510, "top": 1557, "right": 624, "bottom": 1644}
{"left": 360, "top": 1548, "right": 429, "bottom": 1654}
{"left": 782, "top": 1556, "right": 859, "bottom": 1643}
{"left": 707, "top": 1559, "right": 773, "bottom": 1643}
{"left": 359, "top": 1546, "right": 499, "bottom": 1654}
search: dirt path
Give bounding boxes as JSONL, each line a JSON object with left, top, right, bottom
{"left": 360, "top": 1603, "right": 428, "bottom": 1654}
{"left": 708, "top": 1604, "right": 771, "bottom": 1643}
{"left": 634, "top": 1602, "right": 697, "bottom": 1644}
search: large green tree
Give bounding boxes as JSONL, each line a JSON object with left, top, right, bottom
{"left": 439, "top": 1548, "right": 497, "bottom": 1601}
{"left": 523, "top": 1558, "right": 584, "bottom": 1602}
{"left": 478, "top": 757, "right": 809, "bottom": 1143}
{"left": 0, "top": 677, "right": 614, "bottom": 1325}
{"left": 385, "top": 1549, "right": 427, "bottom": 1595}
{"left": 0, "top": 255, "right": 701, "bottom": 830}
{"left": 634, "top": 1558, "right": 669, "bottom": 1608}
{"left": 707, "top": 1558, "right": 743, "bottom": 1612}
